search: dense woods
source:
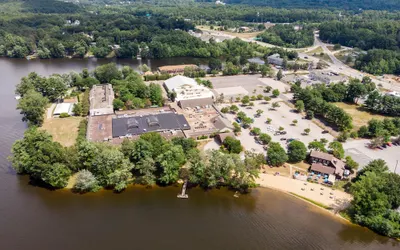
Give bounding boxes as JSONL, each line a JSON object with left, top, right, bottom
{"left": 258, "top": 24, "right": 314, "bottom": 48}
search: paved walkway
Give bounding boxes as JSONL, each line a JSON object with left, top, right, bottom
{"left": 46, "top": 103, "right": 56, "bottom": 119}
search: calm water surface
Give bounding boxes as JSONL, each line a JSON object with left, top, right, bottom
{"left": 0, "top": 57, "right": 398, "bottom": 250}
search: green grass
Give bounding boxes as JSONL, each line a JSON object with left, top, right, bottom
{"left": 339, "top": 210, "right": 352, "bottom": 221}
{"left": 289, "top": 192, "right": 331, "bottom": 209}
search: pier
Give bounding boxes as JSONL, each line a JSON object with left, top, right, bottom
{"left": 177, "top": 180, "right": 189, "bottom": 199}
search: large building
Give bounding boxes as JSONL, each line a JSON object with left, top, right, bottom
{"left": 267, "top": 53, "right": 284, "bottom": 66}
{"left": 309, "top": 150, "right": 345, "bottom": 179}
{"left": 112, "top": 113, "right": 190, "bottom": 138}
{"left": 89, "top": 84, "right": 114, "bottom": 116}
{"left": 164, "top": 76, "right": 214, "bottom": 108}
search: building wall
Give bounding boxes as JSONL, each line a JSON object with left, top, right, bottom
{"left": 178, "top": 97, "right": 214, "bottom": 108}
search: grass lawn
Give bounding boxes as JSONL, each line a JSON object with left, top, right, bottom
{"left": 306, "top": 46, "right": 333, "bottom": 63}
{"left": 41, "top": 116, "right": 84, "bottom": 147}
{"left": 333, "top": 102, "right": 389, "bottom": 130}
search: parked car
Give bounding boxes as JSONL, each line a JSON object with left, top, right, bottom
{"left": 322, "top": 130, "right": 329, "bottom": 134}
{"left": 280, "top": 138, "right": 287, "bottom": 141}
{"left": 235, "top": 118, "right": 241, "bottom": 123}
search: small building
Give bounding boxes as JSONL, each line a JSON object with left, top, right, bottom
{"left": 309, "top": 71, "right": 348, "bottom": 84}
{"left": 158, "top": 64, "right": 198, "bottom": 74}
{"left": 53, "top": 103, "right": 75, "bottom": 117}
{"left": 112, "top": 113, "right": 190, "bottom": 138}
{"left": 212, "top": 116, "right": 234, "bottom": 132}
{"left": 309, "top": 150, "right": 345, "bottom": 179}
{"left": 267, "top": 54, "right": 284, "bottom": 66}
{"left": 247, "top": 57, "right": 265, "bottom": 65}
{"left": 164, "top": 76, "right": 214, "bottom": 108}
{"left": 89, "top": 84, "right": 115, "bottom": 116}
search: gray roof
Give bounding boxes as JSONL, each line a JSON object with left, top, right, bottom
{"left": 112, "top": 113, "right": 190, "bottom": 137}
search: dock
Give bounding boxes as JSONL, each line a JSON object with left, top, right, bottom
{"left": 177, "top": 180, "right": 189, "bottom": 199}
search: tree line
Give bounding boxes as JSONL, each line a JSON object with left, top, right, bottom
{"left": 10, "top": 128, "right": 263, "bottom": 193}
{"left": 257, "top": 24, "right": 314, "bottom": 48}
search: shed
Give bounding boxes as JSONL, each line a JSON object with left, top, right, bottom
{"left": 53, "top": 103, "right": 74, "bottom": 116}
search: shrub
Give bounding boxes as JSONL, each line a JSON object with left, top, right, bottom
{"left": 59, "top": 112, "right": 70, "bottom": 118}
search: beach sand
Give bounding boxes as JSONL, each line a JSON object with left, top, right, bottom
{"left": 256, "top": 174, "right": 352, "bottom": 211}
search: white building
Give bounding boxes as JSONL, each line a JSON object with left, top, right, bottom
{"left": 164, "top": 76, "right": 214, "bottom": 108}
{"left": 53, "top": 103, "right": 75, "bottom": 117}
{"left": 267, "top": 54, "right": 284, "bottom": 66}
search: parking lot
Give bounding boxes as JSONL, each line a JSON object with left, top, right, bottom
{"left": 220, "top": 99, "right": 334, "bottom": 153}
{"left": 343, "top": 139, "right": 400, "bottom": 173}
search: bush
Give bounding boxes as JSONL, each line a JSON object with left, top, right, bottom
{"left": 59, "top": 112, "right": 70, "bottom": 118}
{"left": 223, "top": 136, "right": 242, "bottom": 154}
{"left": 73, "top": 169, "right": 101, "bottom": 193}
{"left": 350, "top": 131, "right": 358, "bottom": 139}
{"left": 76, "top": 119, "right": 88, "bottom": 143}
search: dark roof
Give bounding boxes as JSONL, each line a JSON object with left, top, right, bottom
{"left": 310, "top": 150, "right": 334, "bottom": 161}
{"left": 310, "top": 163, "right": 335, "bottom": 175}
{"left": 217, "top": 132, "right": 236, "bottom": 143}
{"left": 112, "top": 113, "right": 190, "bottom": 138}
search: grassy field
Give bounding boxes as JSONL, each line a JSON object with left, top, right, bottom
{"left": 334, "top": 102, "right": 388, "bottom": 130}
{"left": 306, "top": 46, "right": 333, "bottom": 63}
{"left": 41, "top": 116, "right": 84, "bottom": 147}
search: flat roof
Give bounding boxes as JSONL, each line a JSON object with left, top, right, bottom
{"left": 112, "top": 112, "right": 191, "bottom": 138}
{"left": 90, "top": 84, "right": 114, "bottom": 110}
{"left": 164, "top": 75, "right": 197, "bottom": 91}
{"left": 53, "top": 103, "right": 74, "bottom": 115}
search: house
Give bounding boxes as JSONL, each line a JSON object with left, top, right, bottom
{"left": 158, "top": 64, "right": 198, "bottom": 74}
{"left": 309, "top": 150, "right": 345, "bottom": 179}
{"left": 89, "top": 84, "right": 115, "bottom": 116}
{"left": 53, "top": 103, "right": 75, "bottom": 117}
{"left": 164, "top": 76, "right": 214, "bottom": 108}
{"left": 212, "top": 116, "right": 234, "bottom": 132}
{"left": 267, "top": 54, "right": 284, "bottom": 66}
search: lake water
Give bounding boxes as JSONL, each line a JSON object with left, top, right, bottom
{"left": 0, "top": 57, "right": 398, "bottom": 250}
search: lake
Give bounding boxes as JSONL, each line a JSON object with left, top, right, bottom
{"left": 0, "top": 57, "right": 398, "bottom": 250}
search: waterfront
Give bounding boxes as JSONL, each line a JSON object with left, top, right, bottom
{"left": 0, "top": 57, "right": 398, "bottom": 250}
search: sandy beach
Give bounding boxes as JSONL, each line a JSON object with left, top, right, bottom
{"left": 256, "top": 173, "right": 352, "bottom": 210}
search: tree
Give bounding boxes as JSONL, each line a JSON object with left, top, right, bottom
{"left": 304, "top": 128, "right": 310, "bottom": 135}
{"left": 135, "top": 157, "right": 157, "bottom": 186}
{"left": 260, "top": 64, "right": 272, "bottom": 77}
{"left": 264, "top": 86, "right": 272, "bottom": 93}
{"left": 139, "top": 64, "right": 150, "bottom": 73}
{"left": 72, "top": 103, "right": 82, "bottom": 116}
{"left": 230, "top": 105, "right": 239, "bottom": 113}
{"left": 209, "top": 58, "right": 222, "bottom": 71}
{"left": 308, "top": 141, "right": 327, "bottom": 152}
{"left": 73, "top": 169, "right": 101, "bottom": 193}
{"left": 333, "top": 44, "right": 341, "bottom": 50}
{"left": 237, "top": 111, "right": 247, "bottom": 120}
{"left": 328, "top": 141, "right": 344, "bottom": 159}
{"left": 250, "top": 127, "right": 261, "bottom": 136}
{"left": 346, "top": 78, "right": 367, "bottom": 104}
{"left": 242, "top": 117, "right": 253, "bottom": 128}
{"left": 157, "top": 145, "right": 186, "bottom": 184}
{"left": 233, "top": 122, "right": 242, "bottom": 133}
{"left": 306, "top": 110, "right": 314, "bottom": 119}
{"left": 113, "top": 99, "right": 124, "bottom": 110}
{"left": 267, "top": 142, "right": 288, "bottom": 166}
{"left": 41, "top": 163, "right": 71, "bottom": 189}
{"left": 17, "top": 90, "right": 48, "bottom": 126}
{"left": 223, "top": 136, "right": 242, "bottom": 154}
{"left": 259, "top": 133, "right": 271, "bottom": 145}
{"left": 272, "top": 102, "right": 280, "bottom": 109}
{"left": 221, "top": 107, "right": 229, "bottom": 113}
{"left": 345, "top": 156, "right": 359, "bottom": 173}
{"left": 337, "top": 131, "right": 349, "bottom": 142}
{"left": 263, "top": 96, "right": 271, "bottom": 102}
{"left": 292, "top": 119, "right": 298, "bottom": 126}
{"left": 94, "top": 63, "right": 122, "bottom": 83}
{"left": 241, "top": 96, "right": 250, "bottom": 105}
{"left": 295, "top": 100, "right": 304, "bottom": 113}
{"left": 266, "top": 118, "right": 272, "bottom": 124}
{"left": 287, "top": 141, "right": 307, "bottom": 163}
{"left": 277, "top": 69, "right": 283, "bottom": 80}
{"left": 256, "top": 109, "right": 264, "bottom": 117}
{"left": 358, "top": 125, "right": 369, "bottom": 138}
{"left": 9, "top": 128, "right": 70, "bottom": 188}
{"left": 272, "top": 89, "right": 280, "bottom": 97}
{"left": 249, "top": 62, "right": 259, "bottom": 73}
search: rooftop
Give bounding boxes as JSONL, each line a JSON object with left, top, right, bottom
{"left": 311, "top": 163, "right": 335, "bottom": 175}
{"left": 112, "top": 112, "right": 190, "bottom": 138}
{"left": 310, "top": 150, "right": 334, "bottom": 161}
{"left": 89, "top": 84, "right": 114, "bottom": 111}
{"left": 164, "top": 75, "right": 198, "bottom": 91}
{"left": 53, "top": 103, "right": 74, "bottom": 115}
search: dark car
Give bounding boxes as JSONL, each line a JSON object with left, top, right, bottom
{"left": 322, "top": 130, "right": 329, "bottom": 134}
{"left": 280, "top": 138, "right": 287, "bottom": 141}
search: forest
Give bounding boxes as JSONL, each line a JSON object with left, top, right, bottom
{"left": 257, "top": 24, "right": 314, "bottom": 48}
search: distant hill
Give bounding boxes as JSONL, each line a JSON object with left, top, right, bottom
{"left": 0, "top": 0, "right": 81, "bottom": 13}
{"left": 196, "top": 0, "right": 400, "bottom": 11}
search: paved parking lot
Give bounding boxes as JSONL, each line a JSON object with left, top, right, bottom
{"left": 220, "top": 99, "right": 334, "bottom": 153}
{"left": 343, "top": 139, "right": 400, "bottom": 173}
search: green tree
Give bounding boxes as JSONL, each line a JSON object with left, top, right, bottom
{"left": 94, "top": 63, "right": 122, "bottom": 83}
{"left": 287, "top": 140, "right": 307, "bottom": 163}
{"left": 308, "top": 141, "right": 327, "bottom": 152}
{"left": 272, "top": 102, "right": 280, "bottom": 109}
{"left": 295, "top": 100, "right": 305, "bottom": 112}
{"left": 345, "top": 156, "right": 359, "bottom": 173}
{"left": 72, "top": 103, "right": 82, "bottom": 116}
{"left": 259, "top": 133, "right": 272, "bottom": 145}
{"left": 41, "top": 163, "right": 71, "bottom": 189}
{"left": 328, "top": 141, "right": 345, "bottom": 159}
{"left": 17, "top": 90, "right": 48, "bottom": 126}
{"left": 250, "top": 127, "right": 261, "bottom": 136}
{"left": 304, "top": 128, "right": 310, "bottom": 135}
{"left": 113, "top": 98, "right": 124, "bottom": 110}
{"left": 256, "top": 109, "right": 264, "bottom": 117}
{"left": 73, "top": 169, "right": 101, "bottom": 193}
{"left": 157, "top": 145, "right": 186, "bottom": 185}
{"left": 272, "top": 89, "right": 280, "bottom": 97}
{"left": 267, "top": 142, "right": 288, "bottom": 166}
{"left": 277, "top": 69, "right": 283, "bottom": 80}
{"left": 221, "top": 107, "right": 229, "bottom": 113}
{"left": 135, "top": 157, "right": 157, "bottom": 186}
{"left": 230, "top": 105, "right": 239, "bottom": 113}
{"left": 223, "top": 136, "right": 242, "bottom": 154}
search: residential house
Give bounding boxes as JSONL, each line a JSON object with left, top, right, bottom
{"left": 309, "top": 150, "right": 345, "bottom": 179}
